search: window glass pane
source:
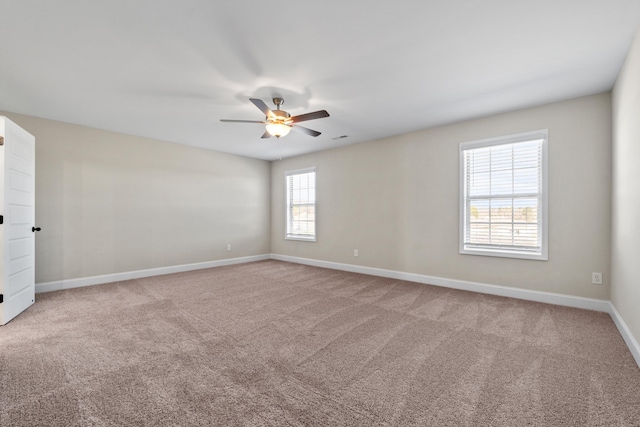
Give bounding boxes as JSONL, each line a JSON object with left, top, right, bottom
{"left": 491, "top": 169, "right": 513, "bottom": 196}
{"left": 469, "top": 199, "right": 489, "bottom": 222}
{"left": 514, "top": 167, "right": 539, "bottom": 194}
{"left": 513, "top": 140, "right": 541, "bottom": 168}
{"left": 490, "top": 223, "right": 513, "bottom": 245}
{"left": 514, "top": 198, "right": 538, "bottom": 223}
{"left": 490, "top": 199, "right": 513, "bottom": 224}
{"left": 490, "top": 145, "right": 512, "bottom": 172}
{"left": 514, "top": 223, "right": 538, "bottom": 247}
{"left": 470, "top": 148, "right": 491, "bottom": 173}
{"left": 469, "top": 171, "right": 490, "bottom": 196}
{"left": 469, "top": 224, "right": 490, "bottom": 245}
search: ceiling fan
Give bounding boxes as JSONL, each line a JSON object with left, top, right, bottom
{"left": 221, "top": 98, "right": 329, "bottom": 139}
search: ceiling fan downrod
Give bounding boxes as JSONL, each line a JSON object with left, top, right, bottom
{"left": 272, "top": 97, "right": 284, "bottom": 109}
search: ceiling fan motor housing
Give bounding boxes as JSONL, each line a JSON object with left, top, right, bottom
{"left": 272, "top": 109, "right": 291, "bottom": 121}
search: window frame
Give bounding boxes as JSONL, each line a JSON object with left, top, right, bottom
{"left": 459, "top": 130, "right": 548, "bottom": 261}
{"left": 285, "top": 167, "right": 317, "bottom": 242}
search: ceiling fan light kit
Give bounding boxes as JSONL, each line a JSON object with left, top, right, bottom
{"left": 265, "top": 122, "right": 291, "bottom": 138}
{"left": 221, "top": 97, "right": 329, "bottom": 139}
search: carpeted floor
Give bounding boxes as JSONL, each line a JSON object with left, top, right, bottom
{"left": 1, "top": 260, "right": 639, "bottom": 426}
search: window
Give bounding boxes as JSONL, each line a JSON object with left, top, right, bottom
{"left": 286, "top": 167, "right": 316, "bottom": 241}
{"left": 460, "top": 130, "right": 548, "bottom": 260}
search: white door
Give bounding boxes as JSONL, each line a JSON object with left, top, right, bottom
{"left": 0, "top": 117, "right": 36, "bottom": 325}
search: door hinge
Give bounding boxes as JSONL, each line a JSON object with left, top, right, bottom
{"left": 0, "top": 215, "right": 3, "bottom": 224}
{"left": 0, "top": 136, "right": 4, "bottom": 145}
{"left": 0, "top": 294, "right": 3, "bottom": 303}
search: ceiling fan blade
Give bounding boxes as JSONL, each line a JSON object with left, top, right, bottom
{"left": 261, "top": 131, "right": 272, "bottom": 139}
{"left": 290, "top": 110, "right": 329, "bottom": 123}
{"left": 220, "top": 119, "right": 265, "bottom": 123}
{"left": 250, "top": 98, "right": 275, "bottom": 118}
{"left": 292, "top": 125, "right": 321, "bottom": 137}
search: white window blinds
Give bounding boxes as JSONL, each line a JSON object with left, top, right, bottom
{"left": 286, "top": 167, "right": 316, "bottom": 241}
{"left": 460, "top": 130, "right": 548, "bottom": 260}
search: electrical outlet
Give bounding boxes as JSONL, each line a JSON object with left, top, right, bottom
{"left": 227, "top": 244, "right": 231, "bottom": 251}
{"left": 354, "top": 249, "right": 358, "bottom": 257}
{"left": 592, "top": 272, "right": 603, "bottom": 285}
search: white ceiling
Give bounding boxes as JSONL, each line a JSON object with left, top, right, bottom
{"left": 1, "top": 1, "right": 639, "bottom": 161}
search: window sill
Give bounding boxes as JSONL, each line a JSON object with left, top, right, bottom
{"left": 460, "top": 247, "right": 547, "bottom": 261}
{"left": 286, "top": 235, "right": 317, "bottom": 242}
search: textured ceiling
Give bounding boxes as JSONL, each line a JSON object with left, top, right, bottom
{"left": 1, "top": 0, "right": 639, "bottom": 160}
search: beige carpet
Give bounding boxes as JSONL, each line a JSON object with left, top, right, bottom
{"left": 1, "top": 260, "right": 639, "bottom": 426}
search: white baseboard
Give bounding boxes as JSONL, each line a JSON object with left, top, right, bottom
{"left": 270, "top": 254, "right": 611, "bottom": 313}
{"left": 608, "top": 302, "right": 640, "bottom": 368}
{"left": 35, "top": 254, "right": 271, "bottom": 293}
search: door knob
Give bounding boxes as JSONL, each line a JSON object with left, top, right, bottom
{"left": 32, "top": 227, "right": 41, "bottom": 232}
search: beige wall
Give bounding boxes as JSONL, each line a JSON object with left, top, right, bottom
{"left": 2, "top": 112, "right": 271, "bottom": 284}
{"left": 1, "top": 91, "right": 614, "bottom": 302}
{"left": 612, "top": 29, "right": 640, "bottom": 343}
{"left": 272, "top": 93, "right": 612, "bottom": 299}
